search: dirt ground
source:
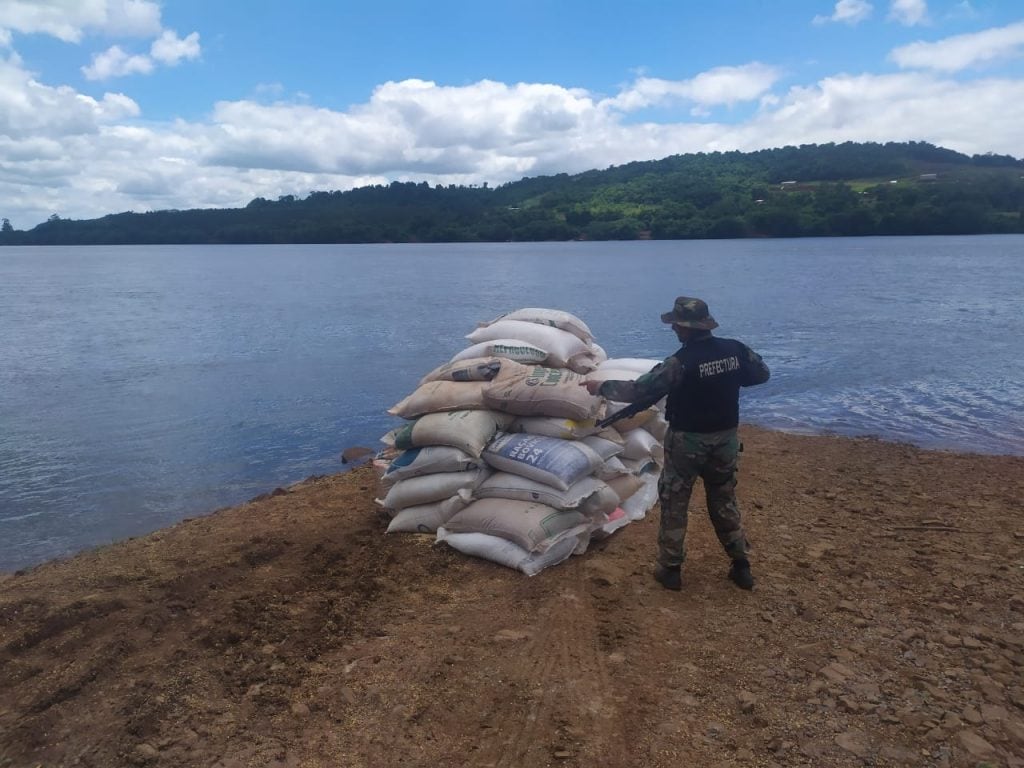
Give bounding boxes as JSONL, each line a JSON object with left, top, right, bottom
{"left": 1, "top": 426, "right": 1023, "bottom": 768}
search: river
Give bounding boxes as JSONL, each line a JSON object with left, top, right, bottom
{"left": 1, "top": 236, "right": 1021, "bottom": 569}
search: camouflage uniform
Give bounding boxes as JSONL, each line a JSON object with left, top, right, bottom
{"left": 599, "top": 297, "right": 769, "bottom": 571}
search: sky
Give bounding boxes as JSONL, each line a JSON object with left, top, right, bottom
{"left": 2, "top": 1, "right": 1024, "bottom": 229}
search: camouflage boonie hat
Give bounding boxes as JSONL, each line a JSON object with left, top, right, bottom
{"left": 660, "top": 296, "right": 719, "bottom": 330}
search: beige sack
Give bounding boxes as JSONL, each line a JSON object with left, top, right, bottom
{"left": 388, "top": 380, "right": 489, "bottom": 419}
{"left": 443, "top": 498, "right": 589, "bottom": 553}
{"left": 382, "top": 410, "right": 514, "bottom": 458}
{"left": 606, "top": 473, "right": 645, "bottom": 504}
{"left": 483, "top": 363, "right": 601, "bottom": 421}
{"left": 419, "top": 357, "right": 503, "bottom": 386}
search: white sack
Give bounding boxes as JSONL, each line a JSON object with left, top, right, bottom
{"left": 580, "top": 434, "right": 625, "bottom": 461}
{"left": 598, "top": 358, "right": 662, "bottom": 374}
{"left": 595, "top": 456, "right": 629, "bottom": 480}
{"left": 386, "top": 494, "right": 469, "bottom": 533}
{"left": 382, "top": 410, "right": 513, "bottom": 458}
{"left": 603, "top": 402, "right": 658, "bottom": 432}
{"left": 443, "top": 498, "right": 589, "bottom": 553}
{"left": 509, "top": 416, "right": 599, "bottom": 440}
{"left": 380, "top": 446, "right": 480, "bottom": 487}
{"left": 483, "top": 433, "right": 603, "bottom": 491}
{"left": 620, "top": 456, "right": 660, "bottom": 475}
{"left": 647, "top": 414, "right": 669, "bottom": 442}
{"left": 622, "top": 474, "right": 661, "bottom": 521}
{"left": 450, "top": 339, "right": 549, "bottom": 366}
{"left": 476, "top": 473, "right": 616, "bottom": 515}
{"left": 620, "top": 428, "right": 665, "bottom": 465}
{"left": 592, "top": 507, "right": 631, "bottom": 538}
{"left": 382, "top": 468, "right": 489, "bottom": 512}
{"left": 467, "top": 321, "right": 589, "bottom": 369}
{"left": 480, "top": 308, "right": 594, "bottom": 343}
{"left": 436, "top": 528, "right": 580, "bottom": 576}
{"left": 585, "top": 368, "right": 644, "bottom": 383}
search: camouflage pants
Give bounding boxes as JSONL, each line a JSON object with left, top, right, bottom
{"left": 657, "top": 428, "right": 749, "bottom": 568}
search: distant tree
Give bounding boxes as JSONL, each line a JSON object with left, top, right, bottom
{"left": 1, "top": 218, "right": 12, "bottom": 232}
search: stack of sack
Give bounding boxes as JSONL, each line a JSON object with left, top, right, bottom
{"left": 375, "top": 308, "right": 665, "bottom": 576}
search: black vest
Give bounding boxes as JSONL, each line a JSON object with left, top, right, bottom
{"left": 665, "top": 336, "right": 757, "bottom": 433}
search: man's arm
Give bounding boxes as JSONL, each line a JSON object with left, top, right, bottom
{"left": 739, "top": 344, "right": 770, "bottom": 386}
{"left": 592, "top": 356, "right": 681, "bottom": 402}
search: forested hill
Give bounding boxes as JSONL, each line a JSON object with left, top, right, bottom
{"left": 3, "top": 141, "right": 1023, "bottom": 245}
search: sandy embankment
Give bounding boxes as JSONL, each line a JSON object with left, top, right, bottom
{"left": 1, "top": 426, "right": 1023, "bottom": 768}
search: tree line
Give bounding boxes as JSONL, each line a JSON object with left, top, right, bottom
{"left": 2, "top": 141, "right": 1022, "bottom": 245}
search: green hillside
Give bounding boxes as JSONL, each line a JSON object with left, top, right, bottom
{"left": 3, "top": 141, "right": 1022, "bottom": 245}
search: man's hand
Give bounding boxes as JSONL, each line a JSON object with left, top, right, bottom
{"left": 579, "top": 379, "right": 603, "bottom": 396}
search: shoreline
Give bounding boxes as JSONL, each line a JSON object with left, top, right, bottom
{"left": 4, "top": 423, "right": 1020, "bottom": 578}
{"left": 2, "top": 425, "right": 1023, "bottom": 766}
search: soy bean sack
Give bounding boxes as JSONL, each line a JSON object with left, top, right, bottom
{"left": 382, "top": 410, "right": 513, "bottom": 459}
{"left": 419, "top": 357, "right": 503, "bottom": 386}
{"left": 381, "top": 468, "right": 490, "bottom": 512}
{"left": 482, "top": 363, "right": 601, "bottom": 421}
{"left": 380, "top": 446, "right": 482, "bottom": 488}
{"left": 450, "top": 340, "right": 548, "bottom": 366}
{"left": 475, "top": 473, "right": 619, "bottom": 517}
{"left": 592, "top": 507, "right": 631, "bottom": 539}
{"left": 620, "top": 427, "right": 665, "bottom": 465}
{"left": 479, "top": 308, "right": 594, "bottom": 344}
{"left": 442, "top": 498, "right": 589, "bottom": 553}
{"left": 436, "top": 527, "right": 581, "bottom": 577}
{"left": 482, "top": 433, "right": 603, "bottom": 492}
{"left": 386, "top": 493, "right": 470, "bottom": 534}
{"left": 388, "top": 380, "right": 490, "bottom": 419}
{"left": 467, "top": 321, "right": 589, "bottom": 370}
{"left": 606, "top": 473, "right": 644, "bottom": 506}
{"left": 580, "top": 434, "right": 625, "bottom": 461}
{"left": 621, "top": 475, "right": 660, "bottom": 521}
{"left": 509, "top": 416, "right": 599, "bottom": 440}
{"left": 601, "top": 402, "right": 658, "bottom": 432}
{"left": 597, "top": 358, "right": 662, "bottom": 375}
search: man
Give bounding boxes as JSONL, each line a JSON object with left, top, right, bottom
{"left": 582, "top": 297, "right": 770, "bottom": 591}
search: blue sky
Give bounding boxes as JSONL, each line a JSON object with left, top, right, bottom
{"left": 2, "top": 1, "right": 1023, "bottom": 228}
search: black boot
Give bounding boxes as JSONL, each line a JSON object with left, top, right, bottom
{"left": 728, "top": 558, "right": 755, "bottom": 590}
{"left": 654, "top": 564, "right": 682, "bottom": 591}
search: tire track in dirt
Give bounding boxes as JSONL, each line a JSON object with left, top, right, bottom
{"left": 467, "top": 565, "right": 633, "bottom": 767}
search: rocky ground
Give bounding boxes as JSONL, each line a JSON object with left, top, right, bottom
{"left": 1, "top": 426, "right": 1023, "bottom": 768}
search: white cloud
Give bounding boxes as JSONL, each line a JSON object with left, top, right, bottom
{"left": 889, "top": 0, "right": 928, "bottom": 25}
{"left": 82, "top": 44, "right": 154, "bottom": 79}
{"left": 606, "top": 63, "right": 781, "bottom": 111}
{"left": 3, "top": 53, "right": 1024, "bottom": 229}
{"left": 0, "top": 52, "right": 139, "bottom": 140}
{"left": 81, "top": 29, "right": 201, "bottom": 80}
{"left": 150, "top": 29, "right": 200, "bottom": 66}
{"left": 890, "top": 21, "right": 1024, "bottom": 72}
{"left": 0, "top": 0, "right": 162, "bottom": 43}
{"left": 813, "top": 0, "right": 874, "bottom": 26}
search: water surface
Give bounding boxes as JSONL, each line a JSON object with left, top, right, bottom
{"left": 1, "top": 237, "right": 1021, "bottom": 569}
